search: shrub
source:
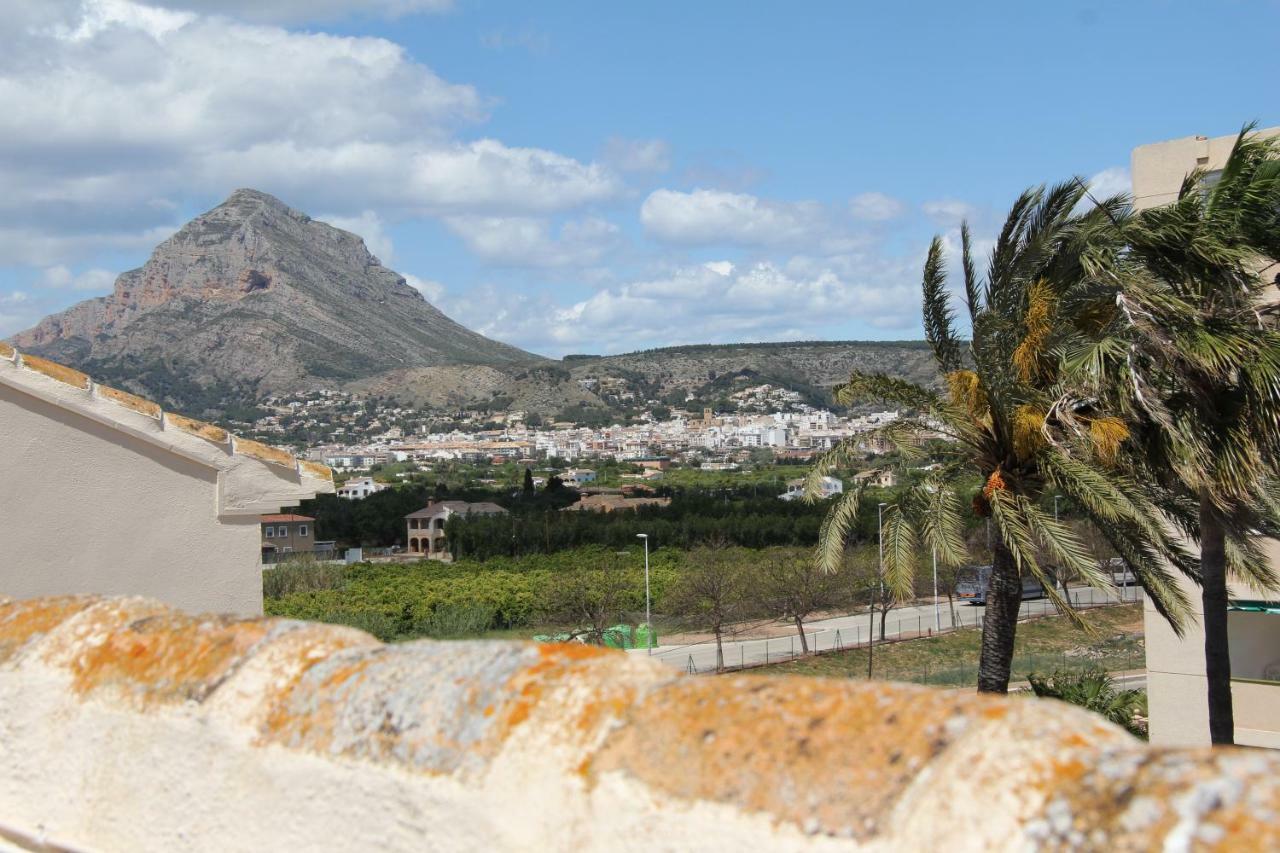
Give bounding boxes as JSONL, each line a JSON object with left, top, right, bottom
{"left": 1026, "top": 668, "right": 1148, "bottom": 739}
{"left": 262, "top": 557, "right": 345, "bottom": 598}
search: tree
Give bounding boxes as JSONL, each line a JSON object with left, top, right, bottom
{"left": 759, "top": 549, "right": 844, "bottom": 653}
{"left": 810, "top": 183, "right": 1197, "bottom": 693}
{"left": 546, "top": 553, "right": 632, "bottom": 645}
{"left": 1077, "top": 127, "right": 1280, "bottom": 742}
{"left": 522, "top": 467, "right": 536, "bottom": 495}
{"left": 667, "top": 546, "right": 750, "bottom": 671}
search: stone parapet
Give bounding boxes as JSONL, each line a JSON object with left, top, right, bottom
{"left": 0, "top": 594, "right": 1276, "bottom": 851}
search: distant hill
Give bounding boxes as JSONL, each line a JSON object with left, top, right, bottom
{"left": 9, "top": 190, "right": 936, "bottom": 419}
{"left": 11, "top": 189, "right": 541, "bottom": 414}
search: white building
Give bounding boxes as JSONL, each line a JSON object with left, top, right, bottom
{"left": 0, "top": 346, "right": 332, "bottom": 616}
{"left": 336, "top": 476, "right": 388, "bottom": 500}
{"left": 779, "top": 476, "right": 844, "bottom": 502}
{"left": 564, "top": 468, "right": 597, "bottom": 486}
{"left": 1133, "top": 126, "right": 1280, "bottom": 749}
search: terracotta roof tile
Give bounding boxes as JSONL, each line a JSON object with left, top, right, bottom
{"left": 166, "top": 412, "right": 229, "bottom": 444}
{"left": 97, "top": 384, "right": 162, "bottom": 418}
{"left": 20, "top": 354, "right": 90, "bottom": 390}
{"left": 235, "top": 436, "right": 295, "bottom": 468}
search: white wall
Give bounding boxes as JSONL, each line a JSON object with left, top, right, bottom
{"left": 0, "top": 384, "right": 264, "bottom": 616}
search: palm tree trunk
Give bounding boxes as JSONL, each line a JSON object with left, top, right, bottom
{"left": 977, "top": 540, "right": 1022, "bottom": 693}
{"left": 1200, "top": 492, "right": 1234, "bottom": 745}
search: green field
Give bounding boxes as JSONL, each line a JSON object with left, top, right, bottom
{"left": 756, "top": 604, "right": 1145, "bottom": 687}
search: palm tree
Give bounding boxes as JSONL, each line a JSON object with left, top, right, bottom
{"left": 809, "top": 183, "right": 1197, "bottom": 693}
{"left": 1069, "top": 126, "right": 1280, "bottom": 743}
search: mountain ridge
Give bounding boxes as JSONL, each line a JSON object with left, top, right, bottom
{"left": 12, "top": 189, "right": 542, "bottom": 412}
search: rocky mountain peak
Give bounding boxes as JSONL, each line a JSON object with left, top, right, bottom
{"left": 9, "top": 190, "right": 538, "bottom": 409}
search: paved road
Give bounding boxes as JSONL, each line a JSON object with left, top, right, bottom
{"left": 628, "top": 584, "right": 1143, "bottom": 673}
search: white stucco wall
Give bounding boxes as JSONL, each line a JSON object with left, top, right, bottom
{"left": 0, "top": 349, "right": 332, "bottom": 617}
{"left": 0, "top": 383, "right": 266, "bottom": 615}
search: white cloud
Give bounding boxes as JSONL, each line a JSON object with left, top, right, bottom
{"left": 443, "top": 215, "right": 621, "bottom": 268}
{"left": 403, "top": 274, "right": 447, "bottom": 303}
{"left": 0, "top": 0, "right": 618, "bottom": 265}
{"left": 1085, "top": 166, "right": 1131, "bottom": 200}
{"left": 640, "top": 188, "right": 829, "bottom": 248}
{"left": 922, "top": 199, "right": 980, "bottom": 226}
{"left": 849, "top": 191, "right": 906, "bottom": 222}
{"left": 39, "top": 266, "right": 117, "bottom": 292}
{"left": 450, "top": 255, "right": 922, "bottom": 355}
{"left": 137, "top": 1, "right": 453, "bottom": 23}
{"left": 602, "top": 137, "right": 671, "bottom": 174}
{"left": 319, "top": 211, "right": 395, "bottom": 264}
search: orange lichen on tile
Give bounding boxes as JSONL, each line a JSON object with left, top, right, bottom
{"left": 500, "top": 643, "right": 618, "bottom": 731}
{"left": 0, "top": 340, "right": 13, "bottom": 359}
{"left": 21, "top": 354, "right": 90, "bottom": 390}
{"left": 165, "top": 412, "right": 229, "bottom": 444}
{"left": 593, "top": 675, "right": 997, "bottom": 840}
{"left": 298, "top": 459, "right": 334, "bottom": 481}
{"left": 235, "top": 436, "right": 295, "bottom": 468}
{"left": 56, "top": 607, "right": 271, "bottom": 706}
{"left": 0, "top": 596, "right": 99, "bottom": 665}
{"left": 97, "top": 384, "right": 162, "bottom": 418}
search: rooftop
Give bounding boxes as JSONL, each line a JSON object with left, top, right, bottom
{"left": 0, "top": 593, "right": 1276, "bottom": 851}
{"left": 0, "top": 343, "right": 332, "bottom": 514}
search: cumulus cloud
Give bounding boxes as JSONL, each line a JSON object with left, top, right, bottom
{"left": 922, "top": 199, "right": 980, "bottom": 226}
{"left": 403, "top": 274, "right": 447, "bottom": 303}
{"left": 640, "top": 188, "right": 830, "bottom": 248}
{"left": 1085, "top": 166, "right": 1131, "bottom": 200}
{"left": 450, "top": 254, "right": 922, "bottom": 355}
{"left": 849, "top": 191, "right": 906, "bottom": 222}
{"left": 320, "top": 211, "right": 396, "bottom": 264}
{"left": 602, "top": 137, "right": 671, "bottom": 174}
{"left": 39, "top": 265, "right": 118, "bottom": 293}
{"left": 137, "top": 0, "right": 453, "bottom": 23}
{"left": 443, "top": 215, "right": 621, "bottom": 268}
{"left": 0, "top": 0, "right": 618, "bottom": 265}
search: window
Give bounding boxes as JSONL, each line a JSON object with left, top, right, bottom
{"left": 265, "top": 526, "right": 274, "bottom": 539}
{"left": 277, "top": 526, "right": 288, "bottom": 538}
{"left": 298, "top": 525, "right": 308, "bottom": 537}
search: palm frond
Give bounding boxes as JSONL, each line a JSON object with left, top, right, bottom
{"left": 922, "top": 235, "right": 964, "bottom": 372}
{"left": 814, "top": 486, "right": 863, "bottom": 575}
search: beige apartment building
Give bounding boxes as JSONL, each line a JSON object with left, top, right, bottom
{"left": 0, "top": 344, "right": 332, "bottom": 616}
{"left": 1133, "top": 126, "right": 1280, "bottom": 748}
{"left": 405, "top": 500, "right": 507, "bottom": 559}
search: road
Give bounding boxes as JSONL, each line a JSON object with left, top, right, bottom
{"left": 627, "top": 584, "right": 1143, "bottom": 673}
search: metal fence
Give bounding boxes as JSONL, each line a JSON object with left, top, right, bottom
{"left": 663, "top": 583, "right": 1144, "bottom": 678}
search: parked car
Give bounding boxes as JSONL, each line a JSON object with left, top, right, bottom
{"left": 955, "top": 565, "right": 1047, "bottom": 606}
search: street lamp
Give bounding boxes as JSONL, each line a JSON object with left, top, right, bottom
{"left": 636, "top": 533, "right": 652, "bottom": 654}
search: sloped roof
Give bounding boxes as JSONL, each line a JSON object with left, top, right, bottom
{"left": 0, "top": 343, "right": 333, "bottom": 515}
{"left": 405, "top": 501, "right": 508, "bottom": 519}
{"left": 261, "top": 514, "right": 315, "bottom": 523}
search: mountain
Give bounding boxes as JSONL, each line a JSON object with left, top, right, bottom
{"left": 11, "top": 189, "right": 540, "bottom": 413}
{"left": 11, "top": 189, "right": 938, "bottom": 420}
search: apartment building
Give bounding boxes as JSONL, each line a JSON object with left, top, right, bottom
{"left": 1133, "top": 126, "right": 1280, "bottom": 748}
{"left": 0, "top": 345, "right": 332, "bottom": 616}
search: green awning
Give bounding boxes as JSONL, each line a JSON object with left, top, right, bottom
{"left": 1228, "top": 600, "right": 1280, "bottom": 614}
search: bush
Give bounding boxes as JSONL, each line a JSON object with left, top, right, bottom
{"left": 413, "top": 603, "right": 497, "bottom": 639}
{"left": 1026, "top": 668, "right": 1148, "bottom": 739}
{"left": 262, "top": 558, "right": 345, "bottom": 598}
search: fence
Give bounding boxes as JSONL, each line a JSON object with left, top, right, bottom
{"left": 659, "top": 583, "right": 1145, "bottom": 680}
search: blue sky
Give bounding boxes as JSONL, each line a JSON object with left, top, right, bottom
{"left": 3, "top": 0, "right": 1278, "bottom": 356}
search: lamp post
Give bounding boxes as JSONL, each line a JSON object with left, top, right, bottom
{"left": 636, "top": 533, "right": 651, "bottom": 653}
{"left": 1054, "top": 495, "right": 1061, "bottom": 523}
{"left": 933, "top": 547, "right": 940, "bottom": 633}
